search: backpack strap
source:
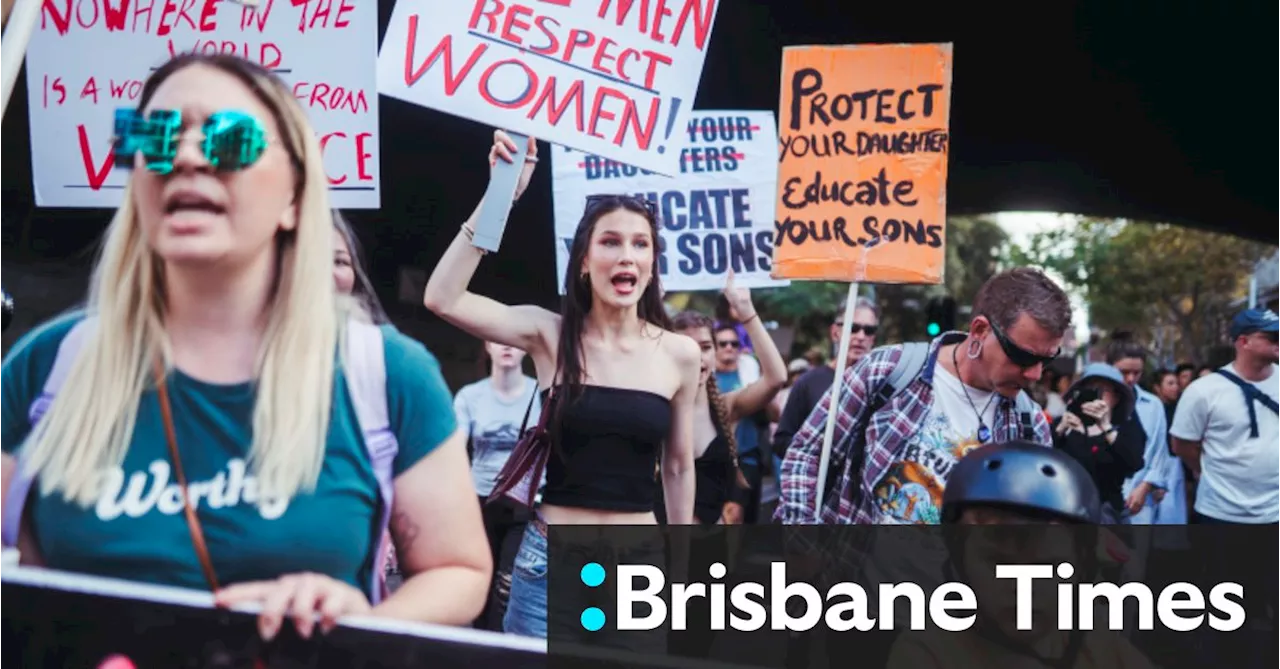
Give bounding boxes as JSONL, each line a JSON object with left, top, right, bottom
{"left": 4, "top": 317, "right": 403, "bottom": 601}
{"left": 820, "top": 342, "right": 931, "bottom": 515}
{"left": 886, "top": 342, "right": 931, "bottom": 395}
{"left": 341, "top": 319, "right": 399, "bottom": 604}
{"left": 1214, "top": 368, "right": 1279, "bottom": 439}
{"left": 3, "top": 317, "right": 96, "bottom": 548}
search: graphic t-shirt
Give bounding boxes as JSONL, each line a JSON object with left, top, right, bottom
{"left": 456, "top": 376, "right": 541, "bottom": 496}
{"left": 1, "top": 313, "right": 458, "bottom": 597}
{"left": 863, "top": 365, "right": 1001, "bottom": 608}
{"left": 872, "top": 365, "right": 996, "bottom": 525}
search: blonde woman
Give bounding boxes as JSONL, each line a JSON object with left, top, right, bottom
{"left": 0, "top": 54, "right": 490, "bottom": 639}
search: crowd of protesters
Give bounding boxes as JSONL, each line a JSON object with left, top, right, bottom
{"left": 0, "top": 54, "right": 1274, "bottom": 667}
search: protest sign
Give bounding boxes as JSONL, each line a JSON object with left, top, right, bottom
{"left": 25, "top": 0, "right": 380, "bottom": 208}
{"left": 551, "top": 110, "right": 787, "bottom": 293}
{"left": 2, "top": 565, "right": 546, "bottom": 668}
{"left": 377, "top": 0, "right": 720, "bottom": 177}
{"left": 771, "top": 44, "right": 953, "bottom": 284}
{"left": 2, "top": 565, "right": 749, "bottom": 669}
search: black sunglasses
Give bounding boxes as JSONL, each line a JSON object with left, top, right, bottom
{"left": 585, "top": 193, "right": 658, "bottom": 218}
{"left": 986, "top": 317, "right": 1060, "bottom": 368}
{"left": 835, "top": 321, "right": 878, "bottom": 336}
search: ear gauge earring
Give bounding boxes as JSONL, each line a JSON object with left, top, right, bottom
{"left": 966, "top": 338, "right": 983, "bottom": 360}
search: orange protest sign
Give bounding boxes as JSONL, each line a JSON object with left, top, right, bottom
{"left": 771, "top": 44, "right": 953, "bottom": 284}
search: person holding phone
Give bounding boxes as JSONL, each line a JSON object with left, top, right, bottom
{"left": 1052, "top": 363, "right": 1146, "bottom": 523}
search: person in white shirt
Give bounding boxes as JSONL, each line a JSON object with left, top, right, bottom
{"left": 1171, "top": 309, "right": 1279, "bottom": 525}
{"left": 1170, "top": 308, "right": 1277, "bottom": 669}
{"left": 455, "top": 342, "right": 541, "bottom": 631}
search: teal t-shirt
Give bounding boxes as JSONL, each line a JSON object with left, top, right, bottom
{"left": 1, "top": 313, "right": 458, "bottom": 598}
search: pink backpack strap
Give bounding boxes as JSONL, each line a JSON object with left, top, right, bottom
{"left": 3, "top": 318, "right": 96, "bottom": 548}
{"left": 342, "top": 319, "right": 399, "bottom": 604}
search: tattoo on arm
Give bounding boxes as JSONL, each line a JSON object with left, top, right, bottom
{"left": 391, "top": 510, "right": 421, "bottom": 556}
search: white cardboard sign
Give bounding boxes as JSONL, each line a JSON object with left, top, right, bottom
{"left": 552, "top": 110, "right": 788, "bottom": 293}
{"left": 377, "top": 0, "right": 720, "bottom": 177}
{"left": 25, "top": 0, "right": 380, "bottom": 208}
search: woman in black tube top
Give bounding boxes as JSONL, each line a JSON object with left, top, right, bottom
{"left": 423, "top": 131, "right": 701, "bottom": 643}
{"left": 660, "top": 274, "right": 787, "bottom": 526}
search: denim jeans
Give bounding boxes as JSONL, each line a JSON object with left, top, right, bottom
{"left": 503, "top": 522, "right": 548, "bottom": 638}
{"left": 503, "top": 518, "right": 670, "bottom": 658}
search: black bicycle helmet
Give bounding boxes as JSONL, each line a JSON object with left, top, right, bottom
{"left": 942, "top": 441, "right": 1101, "bottom": 524}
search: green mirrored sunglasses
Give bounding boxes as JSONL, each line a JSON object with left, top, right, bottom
{"left": 112, "top": 108, "right": 268, "bottom": 174}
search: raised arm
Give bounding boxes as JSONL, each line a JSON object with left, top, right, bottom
{"left": 422, "top": 130, "right": 558, "bottom": 361}
{"left": 720, "top": 272, "right": 787, "bottom": 424}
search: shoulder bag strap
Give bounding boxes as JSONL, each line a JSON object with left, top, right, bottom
{"left": 518, "top": 383, "right": 539, "bottom": 434}
{"left": 153, "top": 358, "right": 220, "bottom": 592}
{"left": 1214, "top": 368, "right": 1279, "bottom": 438}
{"left": 823, "top": 343, "right": 929, "bottom": 510}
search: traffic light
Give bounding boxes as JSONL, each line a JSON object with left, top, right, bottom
{"left": 926, "top": 296, "right": 957, "bottom": 337}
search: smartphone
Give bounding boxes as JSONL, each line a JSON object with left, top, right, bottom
{"left": 1068, "top": 387, "right": 1100, "bottom": 425}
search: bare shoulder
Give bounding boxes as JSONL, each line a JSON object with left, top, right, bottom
{"left": 660, "top": 328, "right": 701, "bottom": 365}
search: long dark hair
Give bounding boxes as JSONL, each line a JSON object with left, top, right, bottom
{"left": 333, "top": 210, "right": 388, "bottom": 324}
{"left": 550, "top": 195, "right": 671, "bottom": 439}
{"left": 672, "top": 310, "right": 749, "bottom": 490}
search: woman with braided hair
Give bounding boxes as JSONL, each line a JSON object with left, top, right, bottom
{"left": 660, "top": 273, "right": 786, "bottom": 661}
{"left": 658, "top": 272, "right": 788, "bottom": 526}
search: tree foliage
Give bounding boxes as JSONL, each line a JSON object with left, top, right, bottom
{"left": 1010, "top": 220, "right": 1276, "bottom": 365}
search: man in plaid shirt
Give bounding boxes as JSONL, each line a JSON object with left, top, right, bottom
{"left": 775, "top": 268, "right": 1072, "bottom": 526}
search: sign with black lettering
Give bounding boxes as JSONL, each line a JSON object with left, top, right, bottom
{"left": 772, "top": 44, "right": 953, "bottom": 284}
{"left": 551, "top": 110, "right": 787, "bottom": 293}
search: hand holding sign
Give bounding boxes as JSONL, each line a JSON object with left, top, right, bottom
{"left": 487, "top": 129, "right": 539, "bottom": 203}
{"left": 473, "top": 129, "right": 538, "bottom": 252}
{"left": 215, "top": 572, "right": 372, "bottom": 641}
